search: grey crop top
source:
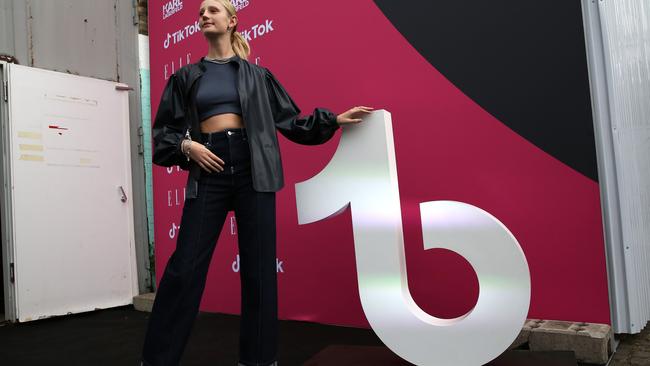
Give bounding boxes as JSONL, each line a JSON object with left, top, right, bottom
{"left": 196, "top": 58, "right": 242, "bottom": 121}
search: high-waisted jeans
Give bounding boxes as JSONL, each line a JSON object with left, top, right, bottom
{"left": 141, "top": 128, "right": 278, "bottom": 366}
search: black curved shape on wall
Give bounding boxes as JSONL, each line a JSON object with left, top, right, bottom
{"left": 374, "top": 1, "right": 598, "bottom": 181}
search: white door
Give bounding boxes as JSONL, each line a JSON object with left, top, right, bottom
{"left": 1, "top": 63, "right": 136, "bottom": 322}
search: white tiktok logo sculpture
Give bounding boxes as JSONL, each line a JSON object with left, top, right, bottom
{"left": 295, "top": 110, "right": 531, "bottom": 366}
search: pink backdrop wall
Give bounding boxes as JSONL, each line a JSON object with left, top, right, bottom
{"left": 149, "top": 0, "right": 610, "bottom": 328}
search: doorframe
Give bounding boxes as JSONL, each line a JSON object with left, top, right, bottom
{"left": 0, "top": 61, "right": 18, "bottom": 322}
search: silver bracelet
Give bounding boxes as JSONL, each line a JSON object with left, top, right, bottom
{"left": 181, "top": 129, "right": 193, "bottom": 161}
{"left": 181, "top": 139, "right": 191, "bottom": 161}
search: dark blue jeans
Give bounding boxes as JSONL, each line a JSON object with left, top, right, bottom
{"left": 142, "top": 128, "right": 278, "bottom": 366}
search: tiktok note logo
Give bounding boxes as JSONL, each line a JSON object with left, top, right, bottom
{"left": 169, "top": 222, "right": 180, "bottom": 239}
{"left": 295, "top": 110, "right": 531, "bottom": 366}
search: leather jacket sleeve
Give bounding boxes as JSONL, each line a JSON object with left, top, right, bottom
{"left": 264, "top": 68, "right": 340, "bottom": 145}
{"left": 152, "top": 73, "right": 190, "bottom": 169}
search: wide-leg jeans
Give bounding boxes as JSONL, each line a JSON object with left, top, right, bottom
{"left": 141, "top": 128, "right": 278, "bottom": 366}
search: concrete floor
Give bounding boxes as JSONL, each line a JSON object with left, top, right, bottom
{"left": 610, "top": 326, "right": 650, "bottom": 366}
{"left": 0, "top": 306, "right": 647, "bottom": 365}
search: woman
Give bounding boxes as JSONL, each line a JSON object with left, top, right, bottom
{"left": 141, "top": 1, "right": 373, "bottom": 365}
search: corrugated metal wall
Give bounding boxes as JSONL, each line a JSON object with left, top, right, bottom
{"left": 583, "top": 0, "right": 650, "bottom": 334}
{"left": 0, "top": 0, "right": 152, "bottom": 293}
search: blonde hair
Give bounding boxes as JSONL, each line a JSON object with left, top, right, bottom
{"left": 204, "top": 0, "right": 251, "bottom": 60}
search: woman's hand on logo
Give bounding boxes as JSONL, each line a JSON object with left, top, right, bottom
{"left": 336, "top": 106, "right": 374, "bottom": 125}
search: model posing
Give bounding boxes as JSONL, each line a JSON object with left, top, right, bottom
{"left": 141, "top": 0, "right": 373, "bottom": 365}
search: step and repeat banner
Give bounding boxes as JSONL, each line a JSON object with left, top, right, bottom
{"left": 149, "top": 0, "right": 610, "bottom": 327}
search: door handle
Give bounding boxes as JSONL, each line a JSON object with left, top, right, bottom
{"left": 118, "top": 186, "right": 127, "bottom": 203}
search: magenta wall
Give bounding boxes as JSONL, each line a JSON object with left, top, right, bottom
{"left": 149, "top": 0, "right": 610, "bottom": 327}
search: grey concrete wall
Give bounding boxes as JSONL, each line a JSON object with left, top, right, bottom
{"left": 0, "top": 0, "right": 152, "bottom": 294}
{"left": 138, "top": 0, "right": 148, "bottom": 35}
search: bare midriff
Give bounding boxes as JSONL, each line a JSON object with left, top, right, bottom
{"left": 200, "top": 113, "right": 245, "bottom": 133}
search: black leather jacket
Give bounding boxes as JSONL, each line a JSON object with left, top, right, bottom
{"left": 152, "top": 55, "right": 340, "bottom": 199}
